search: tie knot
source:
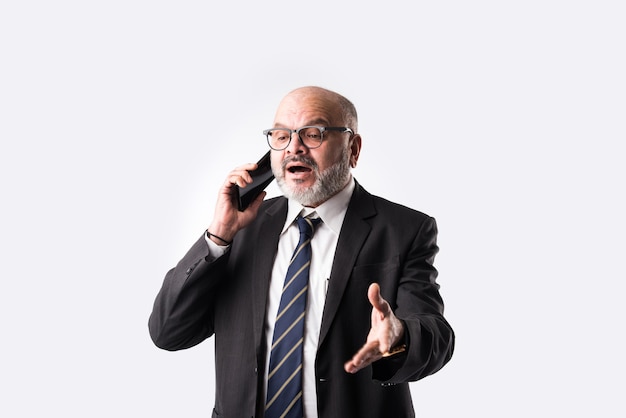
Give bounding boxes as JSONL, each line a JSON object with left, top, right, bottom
{"left": 296, "top": 216, "right": 321, "bottom": 239}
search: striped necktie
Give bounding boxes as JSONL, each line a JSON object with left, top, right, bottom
{"left": 265, "top": 215, "right": 321, "bottom": 418}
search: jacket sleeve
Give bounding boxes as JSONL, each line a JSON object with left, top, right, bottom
{"left": 148, "top": 235, "right": 229, "bottom": 351}
{"left": 372, "top": 216, "right": 455, "bottom": 383}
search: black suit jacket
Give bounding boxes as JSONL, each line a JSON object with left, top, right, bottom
{"left": 149, "top": 182, "right": 454, "bottom": 418}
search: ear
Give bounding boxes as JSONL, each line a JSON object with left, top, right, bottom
{"left": 349, "top": 134, "right": 362, "bottom": 168}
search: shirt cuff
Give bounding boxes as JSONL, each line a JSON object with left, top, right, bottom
{"left": 204, "top": 231, "right": 230, "bottom": 261}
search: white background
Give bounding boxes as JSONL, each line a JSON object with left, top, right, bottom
{"left": 1, "top": 1, "right": 624, "bottom": 417}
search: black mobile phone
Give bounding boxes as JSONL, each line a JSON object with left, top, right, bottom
{"left": 235, "top": 151, "right": 275, "bottom": 211}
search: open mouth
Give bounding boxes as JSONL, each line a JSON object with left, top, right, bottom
{"left": 287, "top": 165, "right": 312, "bottom": 173}
{"left": 286, "top": 160, "right": 313, "bottom": 174}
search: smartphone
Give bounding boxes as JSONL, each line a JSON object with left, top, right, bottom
{"left": 235, "top": 151, "right": 275, "bottom": 211}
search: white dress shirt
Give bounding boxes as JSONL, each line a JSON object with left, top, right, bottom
{"left": 265, "top": 179, "right": 354, "bottom": 417}
{"left": 206, "top": 178, "right": 355, "bottom": 418}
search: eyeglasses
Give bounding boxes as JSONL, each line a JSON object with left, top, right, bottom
{"left": 263, "top": 126, "right": 354, "bottom": 151}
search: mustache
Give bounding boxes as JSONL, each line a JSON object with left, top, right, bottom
{"left": 280, "top": 155, "right": 319, "bottom": 171}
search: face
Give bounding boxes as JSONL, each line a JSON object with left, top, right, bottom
{"left": 270, "top": 88, "right": 361, "bottom": 207}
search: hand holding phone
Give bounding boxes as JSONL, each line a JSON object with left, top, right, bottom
{"left": 235, "top": 151, "right": 275, "bottom": 211}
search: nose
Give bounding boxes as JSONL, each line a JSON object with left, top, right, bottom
{"left": 285, "top": 131, "right": 307, "bottom": 155}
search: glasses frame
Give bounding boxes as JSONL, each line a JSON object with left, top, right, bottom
{"left": 263, "top": 126, "right": 354, "bottom": 150}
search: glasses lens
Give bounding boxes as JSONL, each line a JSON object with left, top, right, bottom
{"left": 298, "top": 127, "right": 323, "bottom": 148}
{"left": 267, "top": 129, "right": 291, "bottom": 150}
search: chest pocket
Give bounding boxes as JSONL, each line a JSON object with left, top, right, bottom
{"left": 350, "top": 255, "right": 400, "bottom": 299}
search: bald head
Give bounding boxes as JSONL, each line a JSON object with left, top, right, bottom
{"left": 277, "top": 86, "right": 358, "bottom": 132}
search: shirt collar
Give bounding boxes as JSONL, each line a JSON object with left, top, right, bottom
{"left": 282, "top": 177, "right": 355, "bottom": 235}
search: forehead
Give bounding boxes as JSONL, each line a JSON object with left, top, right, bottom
{"left": 274, "top": 91, "right": 343, "bottom": 127}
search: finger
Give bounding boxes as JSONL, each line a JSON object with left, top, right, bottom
{"left": 227, "top": 171, "right": 252, "bottom": 188}
{"left": 349, "top": 341, "right": 380, "bottom": 367}
{"left": 245, "top": 191, "right": 267, "bottom": 213}
{"left": 226, "top": 163, "right": 259, "bottom": 187}
{"left": 235, "top": 162, "right": 258, "bottom": 172}
{"left": 344, "top": 342, "right": 383, "bottom": 374}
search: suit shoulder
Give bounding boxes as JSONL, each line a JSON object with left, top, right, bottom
{"left": 251, "top": 195, "right": 291, "bottom": 217}
{"left": 369, "top": 193, "right": 434, "bottom": 222}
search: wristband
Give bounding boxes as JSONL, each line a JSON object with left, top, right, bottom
{"left": 381, "top": 344, "right": 407, "bottom": 358}
{"left": 207, "top": 231, "right": 232, "bottom": 246}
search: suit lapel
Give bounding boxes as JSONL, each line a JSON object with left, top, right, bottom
{"left": 251, "top": 198, "right": 288, "bottom": 353}
{"left": 318, "top": 183, "right": 377, "bottom": 347}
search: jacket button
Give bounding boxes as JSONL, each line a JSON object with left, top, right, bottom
{"left": 185, "top": 267, "right": 193, "bottom": 275}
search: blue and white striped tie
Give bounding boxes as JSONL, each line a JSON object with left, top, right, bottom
{"left": 265, "top": 216, "right": 321, "bottom": 418}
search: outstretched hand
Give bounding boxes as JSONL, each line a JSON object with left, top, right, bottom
{"left": 207, "top": 163, "right": 267, "bottom": 245}
{"left": 344, "top": 283, "right": 405, "bottom": 374}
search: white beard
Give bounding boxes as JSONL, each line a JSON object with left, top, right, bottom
{"left": 273, "top": 147, "right": 351, "bottom": 207}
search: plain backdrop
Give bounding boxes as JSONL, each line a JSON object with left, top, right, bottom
{"left": 1, "top": 1, "right": 624, "bottom": 417}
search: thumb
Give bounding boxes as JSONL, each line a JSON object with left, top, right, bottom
{"left": 247, "top": 191, "right": 267, "bottom": 212}
{"left": 368, "top": 283, "right": 389, "bottom": 317}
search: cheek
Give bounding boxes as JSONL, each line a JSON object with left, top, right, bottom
{"left": 270, "top": 153, "right": 282, "bottom": 173}
{"left": 315, "top": 147, "right": 344, "bottom": 171}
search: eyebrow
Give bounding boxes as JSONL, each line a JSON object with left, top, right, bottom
{"left": 273, "top": 118, "right": 331, "bottom": 128}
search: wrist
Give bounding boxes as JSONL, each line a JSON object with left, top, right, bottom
{"left": 383, "top": 320, "right": 407, "bottom": 357}
{"left": 206, "top": 230, "right": 233, "bottom": 246}
{"left": 207, "top": 222, "right": 236, "bottom": 244}
{"left": 381, "top": 343, "right": 407, "bottom": 358}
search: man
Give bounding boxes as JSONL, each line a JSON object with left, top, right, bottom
{"left": 149, "top": 86, "right": 454, "bottom": 417}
